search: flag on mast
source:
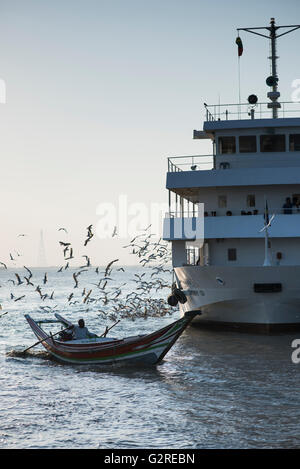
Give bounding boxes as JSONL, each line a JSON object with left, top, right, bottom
{"left": 264, "top": 200, "right": 270, "bottom": 225}
{"left": 235, "top": 36, "right": 243, "bottom": 56}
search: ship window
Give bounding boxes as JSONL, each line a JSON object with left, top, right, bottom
{"left": 218, "top": 195, "right": 227, "bottom": 208}
{"left": 260, "top": 135, "right": 285, "bottom": 152}
{"left": 247, "top": 194, "right": 255, "bottom": 207}
{"left": 239, "top": 136, "right": 257, "bottom": 153}
{"left": 228, "top": 248, "right": 237, "bottom": 261}
{"left": 289, "top": 134, "right": 300, "bottom": 151}
{"left": 218, "top": 136, "right": 236, "bottom": 154}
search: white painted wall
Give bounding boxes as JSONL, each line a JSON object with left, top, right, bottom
{"left": 164, "top": 213, "right": 300, "bottom": 240}
{"left": 171, "top": 240, "right": 187, "bottom": 267}
{"left": 169, "top": 237, "right": 300, "bottom": 267}
{"left": 207, "top": 238, "right": 300, "bottom": 266}
{"left": 213, "top": 126, "right": 300, "bottom": 169}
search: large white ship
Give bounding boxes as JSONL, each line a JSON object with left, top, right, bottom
{"left": 163, "top": 18, "right": 300, "bottom": 332}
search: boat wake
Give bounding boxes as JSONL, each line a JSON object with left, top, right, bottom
{"left": 6, "top": 348, "right": 52, "bottom": 360}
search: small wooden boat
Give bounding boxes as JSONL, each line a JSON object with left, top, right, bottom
{"left": 24, "top": 311, "right": 198, "bottom": 366}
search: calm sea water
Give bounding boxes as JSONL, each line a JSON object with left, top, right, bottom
{"left": 0, "top": 267, "right": 300, "bottom": 449}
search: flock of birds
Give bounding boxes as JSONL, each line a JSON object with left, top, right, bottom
{"left": 0, "top": 224, "right": 175, "bottom": 323}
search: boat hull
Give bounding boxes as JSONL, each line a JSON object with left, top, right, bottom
{"left": 24, "top": 313, "right": 197, "bottom": 365}
{"left": 175, "top": 265, "right": 300, "bottom": 332}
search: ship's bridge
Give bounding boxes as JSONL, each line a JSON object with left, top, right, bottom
{"left": 167, "top": 100, "right": 300, "bottom": 194}
{"left": 164, "top": 101, "right": 300, "bottom": 249}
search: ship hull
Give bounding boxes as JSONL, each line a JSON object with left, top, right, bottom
{"left": 175, "top": 265, "right": 300, "bottom": 332}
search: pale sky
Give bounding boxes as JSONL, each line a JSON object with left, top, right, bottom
{"left": 0, "top": 0, "right": 299, "bottom": 266}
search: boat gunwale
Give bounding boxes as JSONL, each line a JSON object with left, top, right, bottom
{"left": 24, "top": 313, "right": 195, "bottom": 363}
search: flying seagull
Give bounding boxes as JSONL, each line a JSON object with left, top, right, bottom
{"left": 105, "top": 259, "right": 119, "bottom": 277}
{"left": 15, "top": 273, "right": 23, "bottom": 285}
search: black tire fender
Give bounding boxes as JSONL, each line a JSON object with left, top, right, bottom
{"left": 167, "top": 294, "right": 178, "bottom": 307}
{"left": 173, "top": 288, "right": 187, "bottom": 304}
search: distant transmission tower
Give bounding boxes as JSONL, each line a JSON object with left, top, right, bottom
{"left": 37, "top": 229, "right": 47, "bottom": 267}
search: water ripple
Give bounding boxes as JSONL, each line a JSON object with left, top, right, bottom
{"left": 1, "top": 268, "right": 300, "bottom": 448}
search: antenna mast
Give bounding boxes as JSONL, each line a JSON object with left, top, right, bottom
{"left": 237, "top": 18, "right": 300, "bottom": 118}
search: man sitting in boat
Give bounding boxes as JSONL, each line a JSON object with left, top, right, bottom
{"left": 72, "top": 319, "right": 98, "bottom": 340}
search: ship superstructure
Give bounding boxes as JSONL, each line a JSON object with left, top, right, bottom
{"left": 163, "top": 19, "right": 300, "bottom": 331}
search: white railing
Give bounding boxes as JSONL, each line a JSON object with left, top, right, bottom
{"left": 168, "top": 154, "right": 214, "bottom": 172}
{"left": 205, "top": 101, "right": 300, "bottom": 122}
{"left": 166, "top": 207, "right": 300, "bottom": 218}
